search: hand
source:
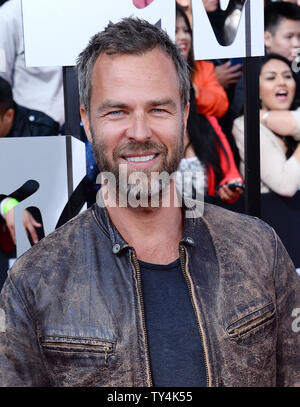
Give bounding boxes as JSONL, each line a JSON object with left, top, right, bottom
{"left": 4, "top": 208, "right": 42, "bottom": 245}
{"left": 217, "top": 178, "right": 244, "bottom": 203}
{"left": 214, "top": 61, "right": 242, "bottom": 89}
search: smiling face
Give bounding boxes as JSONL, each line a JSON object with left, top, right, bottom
{"left": 259, "top": 58, "right": 296, "bottom": 111}
{"left": 175, "top": 16, "right": 192, "bottom": 61}
{"left": 80, "top": 47, "right": 189, "bottom": 200}
{"left": 264, "top": 18, "right": 300, "bottom": 62}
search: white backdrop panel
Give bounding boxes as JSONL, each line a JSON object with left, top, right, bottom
{"left": 21, "top": 0, "right": 175, "bottom": 67}
{"left": 192, "top": 0, "right": 264, "bottom": 60}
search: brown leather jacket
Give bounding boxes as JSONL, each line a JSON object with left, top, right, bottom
{"left": 0, "top": 203, "right": 299, "bottom": 386}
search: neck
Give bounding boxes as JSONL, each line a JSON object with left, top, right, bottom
{"left": 105, "top": 182, "right": 183, "bottom": 264}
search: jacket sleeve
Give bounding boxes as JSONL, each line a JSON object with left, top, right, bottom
{"left": 273, "top": 231, "right": 300, "bottom": 386}
{"left": 0, "top": 273, "right": 51, "bottom": 386}
{"left": 193, "top": 60, "right": 229, "bottom": 119}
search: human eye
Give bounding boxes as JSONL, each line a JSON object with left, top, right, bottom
{"left": 107, "top": 110, "right": 125, "bottom": 117}
{"left": 151, "top": 108, "right": 172, "bottom": 117}
{"left": 149, "top": 100, "right": 176, "bottom": 115}
{"left": 151, "top": 108, "right": 166, "bottom": 114}
{"left": 265, "top": 75, "right": 275, "bottom": 81}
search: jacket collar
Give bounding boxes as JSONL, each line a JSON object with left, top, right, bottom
{"left": 93, "top": 197, "right": 204, "bottom": 255}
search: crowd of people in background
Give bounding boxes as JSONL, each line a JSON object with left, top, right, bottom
{"left": 1, "top": 0, "right": 300, "bottom": 279}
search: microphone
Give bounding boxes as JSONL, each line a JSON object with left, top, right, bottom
{"left": 10, "top": 180, "right": 40, "bottom": 202}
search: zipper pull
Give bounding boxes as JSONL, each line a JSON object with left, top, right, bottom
{"left": 234, "top": 328, "right": 241, "bottom": 338}
{"left": 104, "top": 345, "right": 110, "bottom": 367}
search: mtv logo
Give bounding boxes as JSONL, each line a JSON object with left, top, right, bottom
{"left": 192, "top": 0, "right": 264, "bottom": 60}
{"left": 22, "top": 0, "right": 264, "bottom": 67}
{"left": 21, "top": 0, "right": 175, "bottom": 67}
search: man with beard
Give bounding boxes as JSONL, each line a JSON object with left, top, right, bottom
{"left": 0, "top": 18, "right": 299, "bottom": 387}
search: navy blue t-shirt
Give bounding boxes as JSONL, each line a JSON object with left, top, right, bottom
{"left": 139, "top": 258, "right": 207, "bottom": 387}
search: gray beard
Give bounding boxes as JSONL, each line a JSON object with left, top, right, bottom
{"left": 91, "top": 125, "right": 184, "bottom": 205}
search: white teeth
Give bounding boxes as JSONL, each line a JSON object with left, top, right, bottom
{"left": 125, "top": 154, "right": 156, "bottom": 162}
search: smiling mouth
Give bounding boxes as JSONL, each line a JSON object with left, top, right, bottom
{"left": 276, "top": 90, "right": 288, "bottom": 100}
{"left": 178, "top": 43, "right": 188, "bottom": 52}
{"left": 123, "top": 154, "right": 159, "bottom": 163}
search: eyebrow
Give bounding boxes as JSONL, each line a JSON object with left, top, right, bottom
{"left": 96, "top": 98, "right": 177, "bottom": 114}
{"left": 263, "top": 70, "right": 292, "bottom": 75}
{"left": 97, "top": 102, "right": 129, "bottom": 115}
{"left": 148, "top": 99, "right": 177, "bottom": 110}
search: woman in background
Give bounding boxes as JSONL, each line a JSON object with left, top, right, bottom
{"left": 233, "top": 53, "right": 300, "bottom": 196}
{"left": 175, "top": 4, "right": 244, "bottom": 202}
{"left": 176, "top": 1, "right": 229, "bottom": 118}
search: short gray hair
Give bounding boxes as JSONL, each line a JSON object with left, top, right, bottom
{"left": 77, "top": 17, "right": 190, "bottom": 113}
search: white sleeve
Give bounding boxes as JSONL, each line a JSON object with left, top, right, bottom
{"left": 0, "top": 198, "right": 12, "bottom": 216}
{"left": 0, "top": 0, "right": 20, "bottom": 86}
{"left": 259, "top": 125, "right": 300, "bottom": 197}
{"left": 232, "top": 117, "right": 300, "bottom": 196}
{"left": 232, "top": 117, "right": 249, "bottom": 183}
{"left": 0, "top": 0, "right": 64, "bottom": 124}
{"left": 289, "top": 109, "right": 300, "bottom": 140}
{"left": 232, "top": 117, "right": 246, "bottom": 163}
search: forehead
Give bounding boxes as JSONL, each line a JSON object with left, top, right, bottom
{"left": 261, "top": 59, "right": 291, "bottom": 74}
{"left": 275, "top": 18, "right": 300, "bottom": 35}
{"left": 176, "top": 16, "right": 188, "bottom": 27}
{"left": 90, "top": 48, "right": 181, "bottom": 105}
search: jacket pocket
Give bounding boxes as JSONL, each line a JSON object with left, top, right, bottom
{"left": 40, "top": 335, "right": 115, "bottom": 367}
{"left": 226, "top": 302, "right": 276, "bottom": 341}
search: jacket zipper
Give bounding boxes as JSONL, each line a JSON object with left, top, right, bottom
{"left": 180, "top": 245, "right": 210, "bottom": 387}
{"left": 131, "top": 251, "right": 153, "bottom": 387}
{"left": 229, "top": 309, "right": 274, "bottom": 339}
{"left": 41, "top": 341, "right": 113, "bottom": 366}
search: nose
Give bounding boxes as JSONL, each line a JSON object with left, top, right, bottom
{"left": 291, "top": 35, "right": 300, "bottom": 49}
{"left": 277, "top": 75, "right": 287, "bottom": 86}
{"left": 277, "top": 68, "right": 291, "bottom": 85}
{"left": 176, "top": 28, "right": 185, "bottom": 41}
{"left": 126, "top": 113, "right": 152, "bottom": 142}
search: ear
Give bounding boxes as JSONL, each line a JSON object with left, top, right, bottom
{"left": 80, "top": 105, "right": 92, "bottom": 144}
{"left": 183, "top": 102, "right": 190, "bottom": 133}
{"left": 264, "top": 30, "right": 273, "bottom": 52}
{"left": 4, "top": 108, "right": 15, "bottom": 125}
